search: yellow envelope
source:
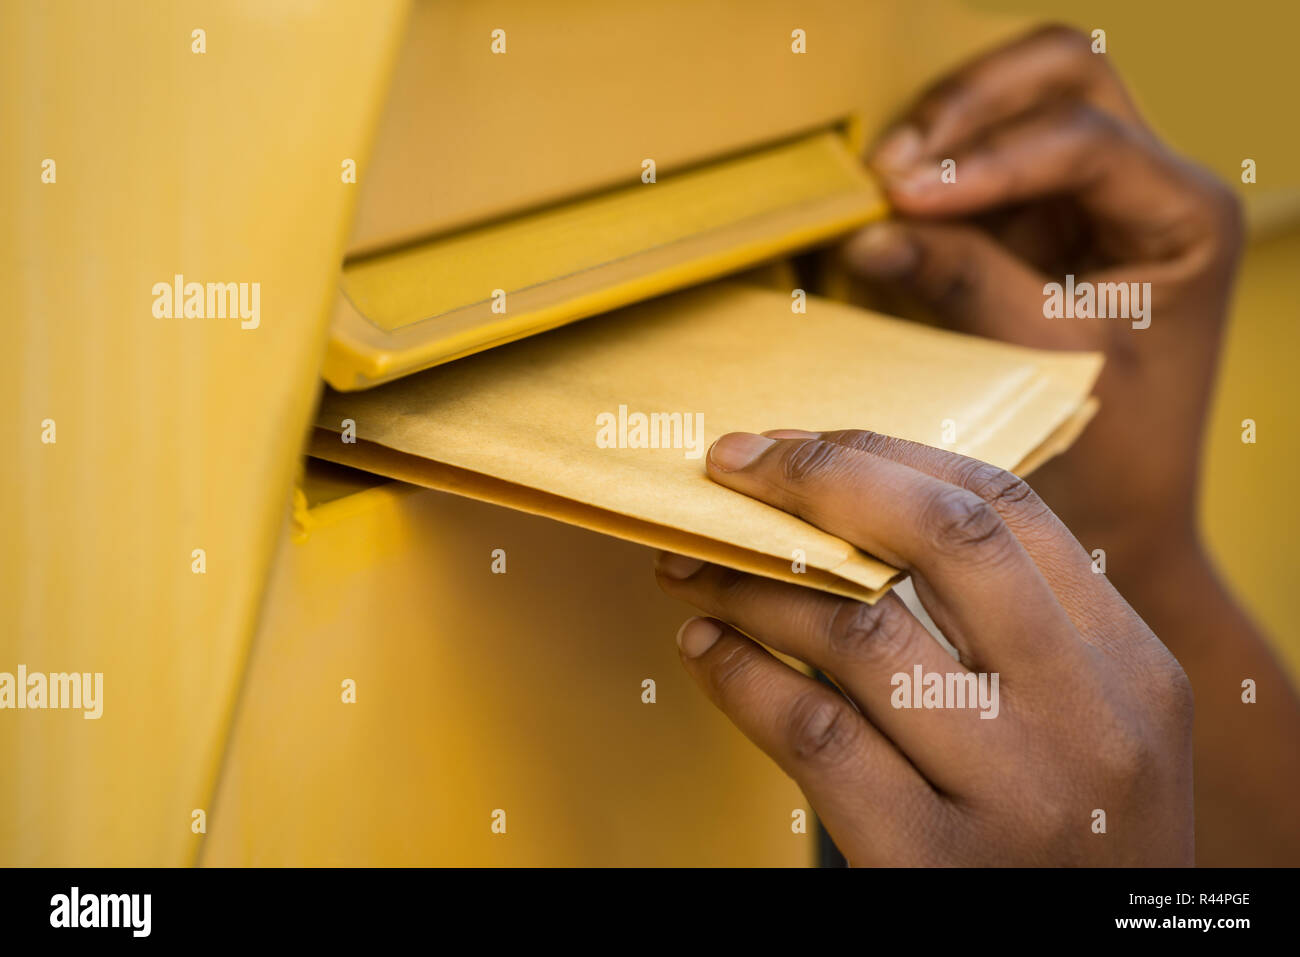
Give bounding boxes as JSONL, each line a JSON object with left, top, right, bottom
{"left": 311, "top": 283, "right": 1101, "bottom": 603}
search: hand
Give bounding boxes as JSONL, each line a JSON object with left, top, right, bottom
{"left": 655, "top": 429, "right": 1194, "bottom": 865}
{"left": 841, "top": 24, "right": 1244, "bottom": 564}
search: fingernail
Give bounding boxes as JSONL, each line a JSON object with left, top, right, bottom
{"left": 676, "top": 617, "right": 722, "bottom": 657}
{"left": 870, "top": 124, "right": 923, "bottom": 173}
{"left": 842, "top": 222, "right": 917, "bottom": 277}
{"left": 762, "top": 429, "right": 820, "bottom": 439}
{"left": 656, "top": 551, "right": 706, "bottom": 580}
{"left": 709, "top": 432, "right": 774, "bottom": 471}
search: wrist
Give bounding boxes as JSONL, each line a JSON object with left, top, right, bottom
{"left": 1086, "top": 518, "right": 1211, "bottom": 608}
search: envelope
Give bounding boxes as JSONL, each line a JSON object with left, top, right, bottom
{"left": 311, "top": 283, "right": 1101, "bottom": 603}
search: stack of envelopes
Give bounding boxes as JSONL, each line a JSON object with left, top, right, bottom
{"left": 312, "top": 281, "right": 1100, "bottom": 603}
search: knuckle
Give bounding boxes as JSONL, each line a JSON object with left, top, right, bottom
{"left": 1155, "top": 657, "right": 1196, "bottom": 729}
{"left": 1050, "top": 103, "right": 1128, "bottom": 189}
{"left": 1083, "top": 691, "right": 1160, "bottom": 785}
{"left": 1064, "top": 100, "right": 1124, "bottom": 143}
{"left": 709, "top": 564, "right": 752, "bottom": 599}
{"left": 786, "top": 692, "right": 862, "bottom": 767}
{"left": 916, "top": 73, "right": 969, "bottom": 121}
{"left": 1033, "top": 23, "right": 1098, "bottom": 71}
{"left": 1034, "top": 793, "right": 1080, "bottom": 849}
{"left": 704, "top": 642, "right": 760, "bottom": 701}
{"left": 1169, "top": 667, "right": 1195, "bottom": 721}
{"left": 780, "top": 438, "right": 843, "bottom": 487}
{"left": 1166, "top": 164, "right": 1245, "bottom": 266}
{"left": 1098, "top": 721, "right": 1154, "bottom": 783}
{"left": 923, "top": 486, "right": 1012, "bottom": 556}
{"left": 826, "top": 600, "right": 914, "bottom": 670}
{"left": 960, "top": 462, "right": 1048, "bottom": 518}
{"left": 826, "top": 429, "right": 886, "bottom": 455}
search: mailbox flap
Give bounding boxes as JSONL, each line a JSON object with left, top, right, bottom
{"left": 323, "top": 128, "right": 885, "bottom": 390}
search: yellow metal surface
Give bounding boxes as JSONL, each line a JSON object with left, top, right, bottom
{"left": 330, "top": 130, "right": 889, "bottom": 390}
{"left": 0, "top": 1, "right": 409, "bottom": 865}
{"left": 326, "top": 130, "right": 886, "bottom": 389}
{"left": 346, "top": 132, "right": 874, "bottom": 335}
{"left": 203, "top": 474, "right": 812, "bottom": 866}
{"left": 348, "top": 0, "right": 1026, "bottom": 254}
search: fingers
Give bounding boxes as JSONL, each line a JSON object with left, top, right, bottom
{"left": 763, "top": 429, "right": 1143, "bottom": 651}
{"left": 704, "top": 432, "right": 1078, "bottom": 669}
{"left": 672, "top": 616, "right": 942, "bottom": 857}
{"left": 839, "top": 219, "right": 1076, "bottom": 349}
{"left": 657, "top": 560, "right": 1009, "bottom": 792}
{"left": 881, "top": 102, "right": 1194, "bottom": 243}
{"left": 872, "top": 23, "right": 1142, "bottom": 175}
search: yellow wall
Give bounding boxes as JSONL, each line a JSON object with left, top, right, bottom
{"left": 1202, "top": 228, "right": 1300, "bottom": 679}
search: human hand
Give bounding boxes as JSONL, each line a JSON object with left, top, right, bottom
{"left": 841, "top": 25, "right": 1244, "bottom": 563}
{"left": 655, "top": 429, "right": 1195, "bottom": 865}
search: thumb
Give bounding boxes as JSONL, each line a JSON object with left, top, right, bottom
{"left": 840, "top": 220, "right": 1074, "bottom": 350}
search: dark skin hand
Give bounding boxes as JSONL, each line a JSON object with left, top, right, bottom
{"left": 656, "top": 431, "right": 1194, "bottom": 866}
{"left": 842, "top": 23, "right": 1240, "bottom": 554}
{"left": 654, "top": 25, "right": 1300, "bottom": 865}
{"left": 836, "top": 23, "right": 1300, "bottom": 866}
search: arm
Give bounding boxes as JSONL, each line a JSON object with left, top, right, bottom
{"left": 1110, "top": 533, "right": 1300, "bottom": 866}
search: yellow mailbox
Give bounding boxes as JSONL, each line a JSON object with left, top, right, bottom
{"left": 3, "top": 0, "right": 1297, "bottom": 868}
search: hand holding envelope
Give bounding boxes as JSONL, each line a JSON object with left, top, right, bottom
{"left": 312, "top": 282, "right": 1100, "bottom": 603}
{"left": 655, "top": 429, "right": 1196, "bottom": 866}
